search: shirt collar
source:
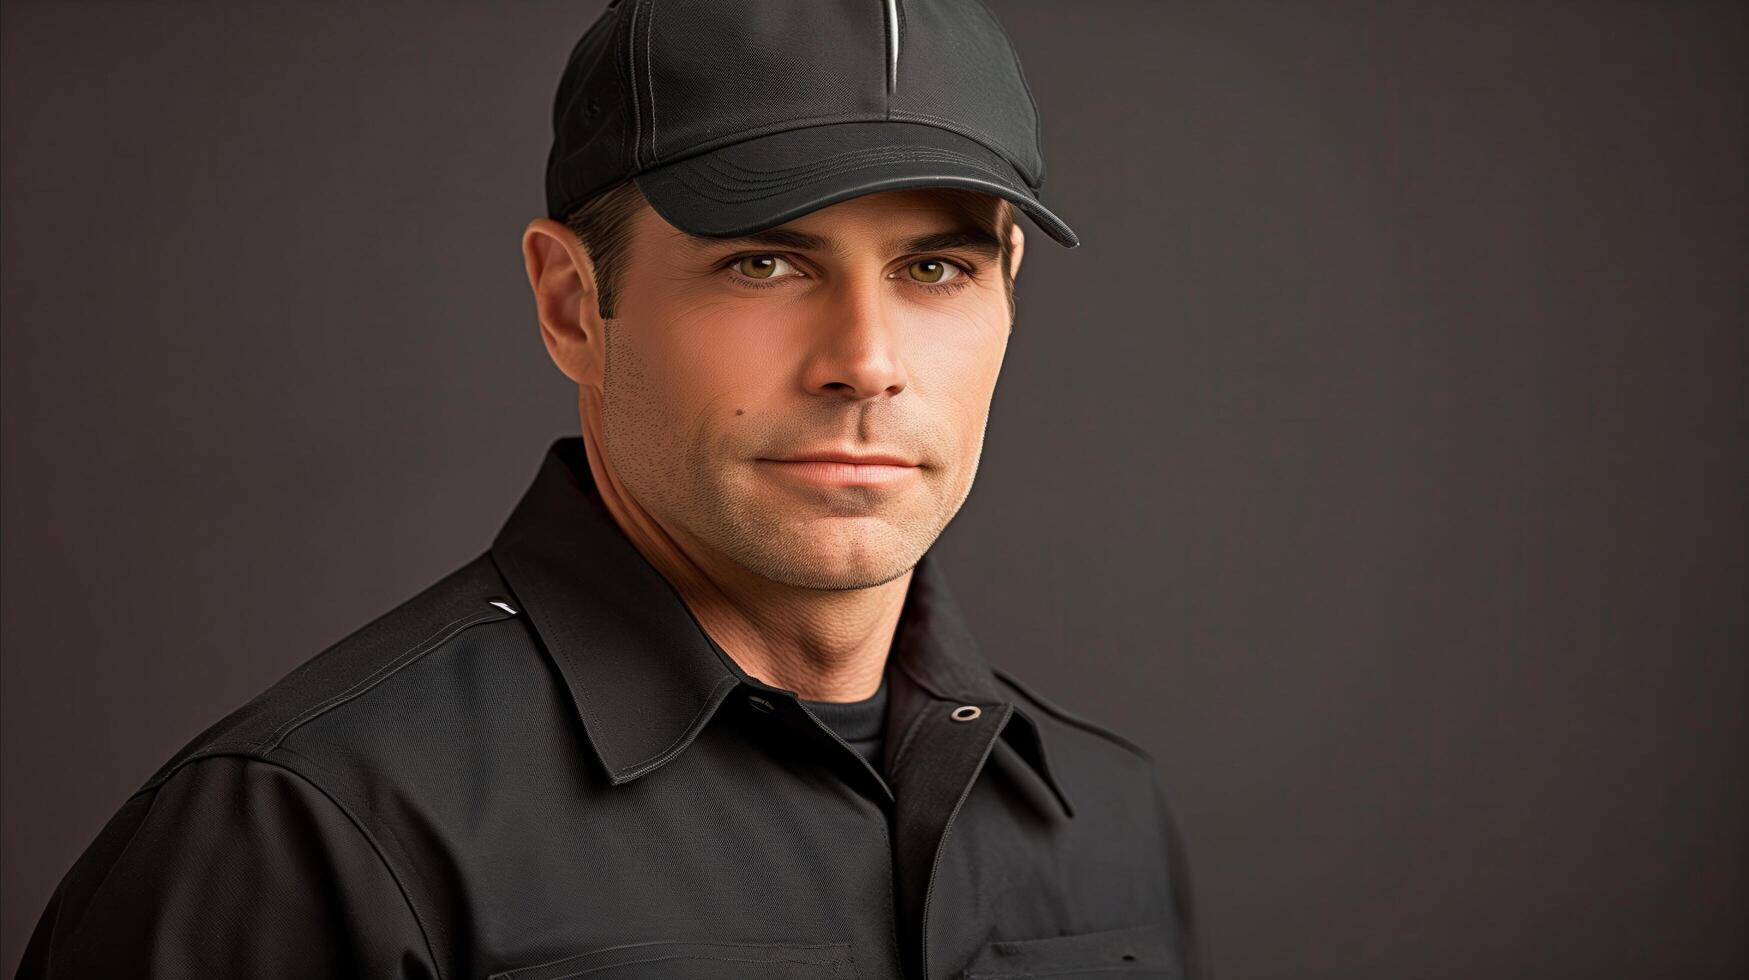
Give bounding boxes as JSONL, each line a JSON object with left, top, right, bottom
{"left": 489, "top": 436, "right": 1075, "bottom": 818}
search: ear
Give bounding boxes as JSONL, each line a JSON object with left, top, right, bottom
{"left": 521, "top": 217, "right": 606, "bottom": 388}
{"left": 1006, "top": 220, "right": 1026, "bottom": 284}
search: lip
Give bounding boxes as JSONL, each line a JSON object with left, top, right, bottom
{"left": 767, "top": 449, "right": 918, "bottom": 466}
{"left": 756, "top": 451, "right": 921, "bottom": 488}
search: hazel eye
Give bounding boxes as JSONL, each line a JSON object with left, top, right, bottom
{"left": 906, "top": 259, "right": 961, "bottom": 285}
{"left": 734, "top": 255, "right": 796, "bottom": 280}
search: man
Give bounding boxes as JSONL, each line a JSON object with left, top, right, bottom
{"left": 19, "top": 1, "right": 1199, "bottom": 977}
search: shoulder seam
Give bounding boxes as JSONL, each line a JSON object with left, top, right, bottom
{"left": 139, "top": 602, "right": 518, "bottom": 796}
{"left": 991, "top": 664, "right": 1157, "bottom": 764}
{"left": 249, "top": 606, "right": 515, "bottom": 755}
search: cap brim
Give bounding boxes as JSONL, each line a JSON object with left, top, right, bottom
{"left": 633, "top": 120, "right": 1079, "bottom": 248}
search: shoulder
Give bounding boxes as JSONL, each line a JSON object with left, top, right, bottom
{"left": 20, "top": 752, "right": 436, "bottom": 975}
{"left": 138, "top": 549, "right": 528, "bottom": 796}
{"left": 28, "top": 553, "right": 532, "bottom": 974}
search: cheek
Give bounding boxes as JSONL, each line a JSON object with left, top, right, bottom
{"left": 915, "top": 312, "right": 1008, "bottom": 424}
{"left": 661, "top": 294, "right": 797, "bottom": 378}
{"left": 608, "top": 304, "right": 799, "bottom": 451}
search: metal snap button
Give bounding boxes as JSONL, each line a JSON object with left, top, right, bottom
{"left": 747, "top": 695, "right": 776, "bottom": 713}
{"left": 950, "top": 704, "right": 982, "bottom": 722}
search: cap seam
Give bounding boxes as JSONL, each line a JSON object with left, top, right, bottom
{"left": 896, "top": 0, "right": 908, "bottom": 94}
{"left": 644, "top": 113, "right": 1033, "bottom": 195}
{"left": 634, "top": 112, "right": 894, "bottom": 172}
{"left": 617, "top": 0, "right": 639, "bottom": 175}
{"left": 968, "top": 0, "right": 1046, "bottom": 185}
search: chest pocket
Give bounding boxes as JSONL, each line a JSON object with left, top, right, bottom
{"left": 957, "top": 921, "right": 1181, "bottom": 979}
{"left": 486, "top": 939, "right": 857, "bottom": 979}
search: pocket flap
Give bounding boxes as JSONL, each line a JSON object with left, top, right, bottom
{"left": 488, "top": 938, "right": 857, "bottom": 979}
{"left": 959, "top": 921, "right": 1180, "bottom": 979}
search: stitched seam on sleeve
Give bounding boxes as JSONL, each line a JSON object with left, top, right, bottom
{"left": 95, "top": 753, "right": 444, "bottom": 980}
{"left": 256, "top": 749, "right": 447, "bottom": 980}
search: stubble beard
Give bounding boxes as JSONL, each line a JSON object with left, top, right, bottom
{"left": 601, "top": 320, "right": 978, "bottom": 592}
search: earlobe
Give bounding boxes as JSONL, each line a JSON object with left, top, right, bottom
{"left": 521, "top": 218, "right": 604, "bottom": 386}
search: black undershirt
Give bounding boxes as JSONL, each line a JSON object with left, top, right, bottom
{"left": 797, "top": 668, "right": 889, "bottom": 775}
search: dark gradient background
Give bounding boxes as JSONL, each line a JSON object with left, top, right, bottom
{"left": 2, "top": 2, "right": 1743, "bottom": 977}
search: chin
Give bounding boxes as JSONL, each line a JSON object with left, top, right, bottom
{"left": 730, "top": 524, "right": 923, "bottom": 592}
{"left": 767, "top": 561, "right": 914, "bottom": 593}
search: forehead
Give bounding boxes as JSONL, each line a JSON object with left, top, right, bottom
{"left": 636, "top": 187, "right": 1005, "bottom": 255}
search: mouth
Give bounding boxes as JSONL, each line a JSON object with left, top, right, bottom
{"left": 755, "top": 455, "right": 922, "bottom": 488}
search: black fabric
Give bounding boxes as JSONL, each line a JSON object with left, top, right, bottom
{"left": 17, "top": 436, "right": 1200, "bottom": 980}
{"left": 545, "top": 0, "right": 1081, "bottom": 247}
{"left": 797, "top": 667, "right": 891, "bottom": 776}
{"left": 632, "top": 119, "right": 1081, "bottom": 249}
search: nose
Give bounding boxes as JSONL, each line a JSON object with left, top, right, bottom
{"left": 800, "top": 274, "right": 909, "bottom": 400}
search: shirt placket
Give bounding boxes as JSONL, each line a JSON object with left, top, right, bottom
{"left": 886, "top": 681, "right": 1015, "bottom": 980}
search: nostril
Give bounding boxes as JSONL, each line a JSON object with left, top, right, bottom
{"left": 1121, "top": 953, "right": 1137, "bottom": 962}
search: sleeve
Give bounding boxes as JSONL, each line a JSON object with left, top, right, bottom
{"left": 1151, "top": 766, "right": 1204, "bottom": 980}
{"left": 14, "top": 755, "right": 437, "bottom": 979}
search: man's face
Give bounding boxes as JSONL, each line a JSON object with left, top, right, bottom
{"left": 593, "top": 188, "right": 1023, "bottom": 591}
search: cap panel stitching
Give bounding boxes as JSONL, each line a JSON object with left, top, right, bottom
{"left": 969, "top": 0, "right": 1046, "bottom": 184}
{"left": 625, "top": 0, "right": 643, "bottom": 169}
{"left": 677, "top": 150, "right": 1023, "bottom": 203}
{"left": 896, "top": 0, "right": 908, "bottom": 91}
{"left": 628, "top": 111, "right": 890, "bottom": 170}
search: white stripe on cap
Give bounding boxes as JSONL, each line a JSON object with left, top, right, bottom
{"left": 885, "top": 0, "right": 900, "bottom": 93}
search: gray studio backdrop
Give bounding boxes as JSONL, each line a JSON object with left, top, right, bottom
{"left": 2, "top": 2, "right": 1743, "bottom": 977}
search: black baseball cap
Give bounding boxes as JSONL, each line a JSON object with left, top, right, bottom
{"left": 543, "top": 0, "right": 1080, "bottom": 248}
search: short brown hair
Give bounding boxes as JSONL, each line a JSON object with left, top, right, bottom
{"left": 563, "top": 182, "right": 1017, "bottom": 321}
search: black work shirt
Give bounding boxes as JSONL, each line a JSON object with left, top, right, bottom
{"left": 18, "top": 436, "right": 1201, "bottom": 980}
{"left": 798, "top": 669, "right": 891, "bottom": 773}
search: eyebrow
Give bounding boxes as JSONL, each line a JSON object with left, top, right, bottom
{"left": 675, "top": 226, "right": 1003, "bottom": 260}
